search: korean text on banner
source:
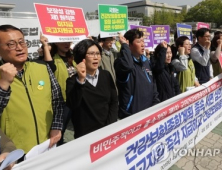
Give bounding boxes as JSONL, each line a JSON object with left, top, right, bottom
{"left": 90, "top": 78, "right": 222, "bottom": 169}
{"left": 34, "top": 3, "right": 89, "bottom": 42}
{"left": 12, "top": 75, "right": 222, "bottom": 170}
{"left": 130, "top": 25, "right": 154, "bottom": 51}
{"left": 151, "top": 25, "right": 170, "bottom": 48}
{"left": 176, "top": 23, "right": 192, "bottom": 42}
{"left": 98, "top": 4, "right": 128, "bottom": 38}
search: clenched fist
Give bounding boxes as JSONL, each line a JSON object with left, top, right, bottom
{"left": 40, "top": 32, "right": 48, "bottom": 46}
{"left": 160, "top": 41, "right": 168, "bottom": 48}
{"left": 178, "top": 47, "right": 185, "bottom": 55}
{"left": 76, "top": 59, "right": 86, "bottom": 83}
{"left": 205, "top": 40, "right": 211, "bottom": 49}
{"left": 118, "top": 33, "right": 129, "bottom": 45}
{"left": 0, "top": 63, "right": 17, "bottom": 90}
{"left": 217, "top": 39, "right": 222, "bottom": 48}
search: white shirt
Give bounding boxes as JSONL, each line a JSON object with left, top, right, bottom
{"left": 76, "top": 69, "right": 99, "bottom": 87}
{"left": 190, "top": 43, "right": 210, "bottom": 66}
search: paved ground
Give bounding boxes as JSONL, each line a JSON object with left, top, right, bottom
{"left": 169, "top": 122, "right": 222, "bottom": 170}
{"left": 64, "top": 121, "right": 222, "bottom": 170}
{"left": 63, "top": 121, "right": 74, "bottom": 143}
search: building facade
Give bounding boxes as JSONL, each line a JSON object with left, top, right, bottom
{"left": 121, "top": 0, "right": 186, "bottom": 17}
{"left": 0, "top": 3, "right": 15, "bottom": 17}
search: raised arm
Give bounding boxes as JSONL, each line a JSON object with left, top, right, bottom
{"left": 152, "top": 41, "right": 167, "bottom": 73}
{"left": 190, "top": 41, "right": 211, "bottom": 66}
{"left": 114, "top": 35, "right": 134, "bottom": 82}
{"left": 40, "top": 33, "right": 56, "bottom": 72}
{"left": 0, "top": 63, "right": 17, "bottom": 114}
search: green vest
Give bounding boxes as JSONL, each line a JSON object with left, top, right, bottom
{"left": 177, "top": 59, "right": 196, "bottom": 92}
{"left": 115, "top": 41, "right": 121, "bottom": 52}
{"left": 211, "top": 59, "right": 222, "bottom": 77}
{"left": 0, "top": 61, "right": 53, "bottom": 153}
{"left": 54, "top": 54, "right": 76, "bottom": 101}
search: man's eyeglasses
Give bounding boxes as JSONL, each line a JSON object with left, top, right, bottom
{"left": 0, "top": 40, "right": 27, "bottom": 50}
{"left": 86, "top": 52, "right": 101, "bottom": 58}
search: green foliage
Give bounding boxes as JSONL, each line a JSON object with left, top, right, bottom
{"left": 129, "top": 5, "right": 186, "bottom": 28}
{"left": 184, "top": 0, "right": 222, "bottom": 27}
{"left": 128, "top": 0, "right": 222, "bottom": 29}
{"left": 149, "top": 6, "right": 185, "bottom": 29}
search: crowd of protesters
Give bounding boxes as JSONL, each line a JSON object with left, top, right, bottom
{"left": 0, "top": 23, "right": 221, "bottom": 169}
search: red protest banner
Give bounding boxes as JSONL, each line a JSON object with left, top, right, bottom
{"left": 34, "top": 3, "right": 89, "bottom": 42}
{"left": 197, "top": 22, "right": 210, "bottom": 30}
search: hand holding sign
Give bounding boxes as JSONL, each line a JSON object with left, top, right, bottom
{"left": 40, "top": 32, "right": 50, "bottom": 50}
{"left": 118, "top": 33, "right": 128, "bottom": 45}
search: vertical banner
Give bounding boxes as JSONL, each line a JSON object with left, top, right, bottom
{"left": 0, "top": 18, "right": 40, "bottom": 59}
{"left": 34, "top": 3, "right": 89, "bottom": 42}
{"left": 151, "top": 25, "right": 170, "bottom": 48}
{"left": 176, "top": 23, "right": 192, "bottom": 43}
{"left": 98, "top": 4, "right": 128, "bottom": 38}
{"left": 130, "top": 25, "right": 154, "bottom": 51}
{"left": 197, "top": 22, "right": 210, "bottom": 30}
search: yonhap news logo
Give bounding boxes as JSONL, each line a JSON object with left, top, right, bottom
{"left": 150, "top": 142, "right": 221, "bottom": 164}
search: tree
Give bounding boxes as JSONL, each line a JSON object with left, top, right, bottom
{"left": 149, "top": 5, "right": 185, "bottom": 28}
{"left": 128, "top": 4, "right": 186, "bottom": 27}
{"left": 184, "top": 0, "right": 222, "bottom": 27}
{"left": 142, "top": 16, "right": 152, "bottom": 26}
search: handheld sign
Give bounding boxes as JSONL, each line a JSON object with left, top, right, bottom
{"left": 197, "top": 22, "right": 210, "bottom": 30}
{"left": 176, "top": 23, "right": 192, "bottom": 43}
{"left": 151, "top": 25, "right": 170, "bottom": 48}
{"left": 98, "top": 4, "right": 128, "bottom": 38}
{"left": 34, "top": 3, "right": 89, "bottom": 42}
{"left": 130, "top": 25, "right": 154, "bottom": 51}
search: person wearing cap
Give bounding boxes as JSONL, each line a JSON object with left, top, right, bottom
{"left": 98, "top": 34, "right": 118, "bottom": 86}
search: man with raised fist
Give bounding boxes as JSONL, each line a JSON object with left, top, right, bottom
{"left": 0, "top": 25, "right": 64, "bottom": 158}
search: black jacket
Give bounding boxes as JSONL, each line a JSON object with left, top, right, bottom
{"left": 66, "top": 70, "right": 118, "bottom": 138}
{"left": 114, "top": 43, "right": 159, "bottom": 119}
{"left": 152, "top": 47, "right": 180, "bottom": 102}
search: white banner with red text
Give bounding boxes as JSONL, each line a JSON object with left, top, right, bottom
{"left": 13, "top": 75, "right": 222, "bottom": 170}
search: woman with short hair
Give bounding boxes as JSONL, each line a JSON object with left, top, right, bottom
{"left": 66, "top": 39, "right": 118, "bottom": 138}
